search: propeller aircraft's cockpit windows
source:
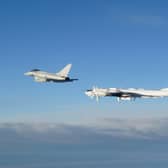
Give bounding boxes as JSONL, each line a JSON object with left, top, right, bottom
{"left": 87, "top": 90, "right": 92, "bottom": 92}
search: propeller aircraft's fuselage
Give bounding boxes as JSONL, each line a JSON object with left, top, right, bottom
{"left": 85, "top": 87, "right": 168, "bottom": 101}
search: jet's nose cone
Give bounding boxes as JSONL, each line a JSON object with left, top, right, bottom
{"left": 24, "top": 72, "right": 28, "bottom": 76}
{"left": 24, "top": 72, "right": 31, "bottom": 76}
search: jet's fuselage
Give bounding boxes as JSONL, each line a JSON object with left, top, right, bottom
{"left": 26, "top": 71, "right": 66, "bottom": 80}
{"left": 24, "top": 71, "right": 76, "bottom": 82}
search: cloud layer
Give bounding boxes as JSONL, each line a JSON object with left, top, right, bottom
{"left": 1, "top": 119, "right": 168, "bottom": 168}
{"left": 1, "top": 118, "right": 168, "bottom": 143}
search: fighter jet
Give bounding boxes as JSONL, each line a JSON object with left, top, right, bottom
{"left": 24, "top": 64, "right": 78, "bottom": 83}
{"left": 85, "top": 86, "right": 168, "bottom": 102}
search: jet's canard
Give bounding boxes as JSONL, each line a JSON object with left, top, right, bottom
{"left": 85, "top": 87, "right": 168, "bottom": 102}
{"left": 24, "top": 64, "right": 78, "bottom": 83}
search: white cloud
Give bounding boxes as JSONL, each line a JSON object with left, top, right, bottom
{"left": 95, "top": 118, "right": 168, "bottom": 139}
{"left": 0, "top": 118, "right": 168, "bottom": 142}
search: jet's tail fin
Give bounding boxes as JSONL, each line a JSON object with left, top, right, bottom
{"left": 56, "top": 64, "right": 72, "bottom": 77}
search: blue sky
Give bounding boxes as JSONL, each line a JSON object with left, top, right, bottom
{"left": 0, "top": 0, "right": 168, "bottom": 122}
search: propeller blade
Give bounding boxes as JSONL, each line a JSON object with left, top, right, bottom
{"left": 90, "top": 95, "right": 94, "bottom": 99}
{"left": 117, "top": 97, "right": 121, "bottom": 102}
{"left": 93, "top": 86, "right": 98, "bottom": 91}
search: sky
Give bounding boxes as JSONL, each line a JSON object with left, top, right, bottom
{"left": 0, "top": 0, "right": 168, "bottom": 123}
{"left": 1, "top": 1, "right": 168, "bottom": 167}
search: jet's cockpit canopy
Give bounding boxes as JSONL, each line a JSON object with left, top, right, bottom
{"left": 30, "top": 69, "right": 41, "bottom": 72}
{"left": 86, "top": 89, "right": 93, "bottom": 92}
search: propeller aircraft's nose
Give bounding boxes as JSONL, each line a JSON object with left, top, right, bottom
{"left": 85, "top": 90, "right": 93, "bottom": 96}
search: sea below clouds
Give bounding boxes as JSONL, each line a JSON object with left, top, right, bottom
{"left": 1, "top": 118, "right": 168, "bottom": 168}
